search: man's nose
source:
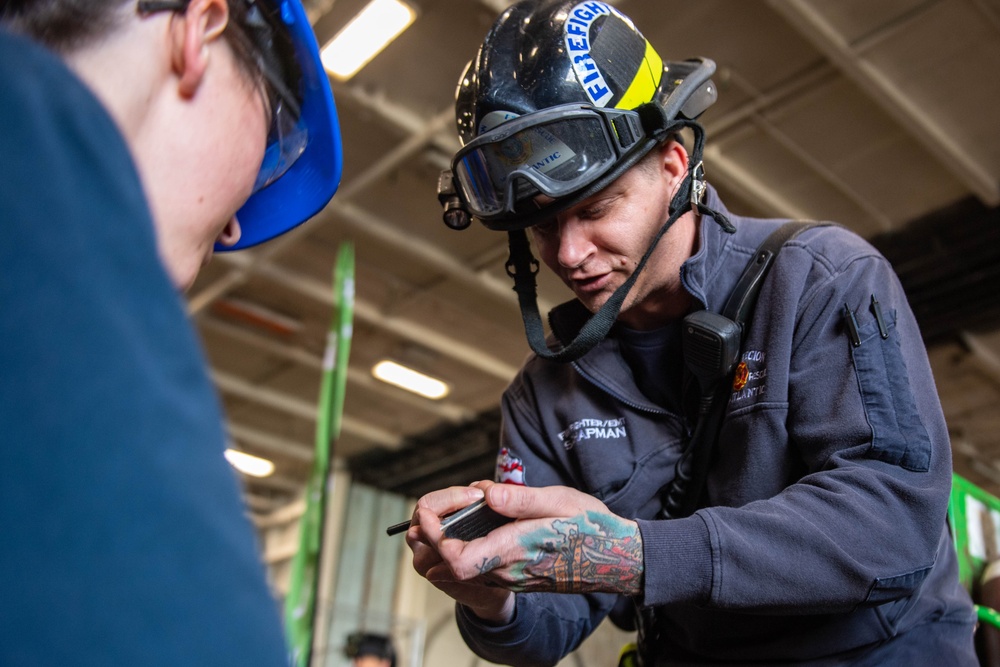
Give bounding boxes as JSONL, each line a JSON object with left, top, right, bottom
{"left": 556, "top": 218, "right": 594, "bottom": 269}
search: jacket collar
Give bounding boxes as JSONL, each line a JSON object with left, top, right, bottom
{"left": 679, "top": 184, "right": 745, "bottom": 313}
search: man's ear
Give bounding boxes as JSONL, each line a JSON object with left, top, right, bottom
{"left": 171, "top": 0, "right": 230, "bottom": 98}
{"left": 658, "top": 138, "right": 690, "bottom": 189}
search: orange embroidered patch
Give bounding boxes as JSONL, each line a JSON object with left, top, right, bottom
{"left": 732, "top": 361, "right": 749, "bottom": 390}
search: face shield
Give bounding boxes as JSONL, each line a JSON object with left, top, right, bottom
{"left": 240, "top": 0, "right": 309, "bottom": 195}
{"left": 229, "top": 0, "right": 342, "bottom": 250}
{"left": 249, "top": 85, "right": 309, "bottom": 195}
{"left": 137, "top": 0, "right": 344, "bottom": 250}
{"left": 450, "top": 104, "right": 647, "bottom": 224}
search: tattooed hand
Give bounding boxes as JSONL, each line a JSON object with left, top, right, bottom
{"left": 406, "top": 480, "right": 643, "bottom": 623}
{"left": 405, "top": 484, "right": 516, "bottom": 624}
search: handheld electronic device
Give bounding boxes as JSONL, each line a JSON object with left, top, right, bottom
{"left": 385, "top": 499, "right": 514, "bottom": 540}
{"left": 440, "top": 499, "right": 514, "bottom": 541}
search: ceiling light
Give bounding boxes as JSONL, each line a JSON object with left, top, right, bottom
{"left": 321, "top": 0, "right": 416, "bottom": 81}
{"left": 225, "top": 449, "right": 275, "bottom": 478}
{"left": 372, "top": 360, "right": 449, "bottom": 400}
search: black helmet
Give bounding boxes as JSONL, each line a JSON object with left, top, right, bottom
{"left": 438, "top": 0, "right": 717, "bottom": 232}
{"left": 438, "top": 0, "right": 733, "bottom": 364}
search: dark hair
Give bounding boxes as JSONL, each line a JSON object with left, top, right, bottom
{"left": 0, "top": 0, "right": 127, "bottom": 52}
{"left": 0, "top": 0, "right": 263, "bottom": 90}
{"left": 345, "top": 632, "right": 396, "bottom": 664}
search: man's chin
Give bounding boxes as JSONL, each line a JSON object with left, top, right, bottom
{"left": 573, "top": 292, "right": 611, "bottom": 314}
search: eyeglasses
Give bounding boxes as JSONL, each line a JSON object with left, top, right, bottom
{"left": 137, "top": 0, "right": 308, "bottom": 194}
{"left": 450, "top": 103, "right": 647, "bottom": 223}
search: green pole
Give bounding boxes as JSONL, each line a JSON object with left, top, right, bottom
{"left": 285, "top": 243, "right": 355, "bottom": 667}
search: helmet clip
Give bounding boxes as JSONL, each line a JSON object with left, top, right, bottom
{"left": 690, "top": 161, "right": 707, "bottom": 207}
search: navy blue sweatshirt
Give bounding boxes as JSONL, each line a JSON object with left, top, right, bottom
{"left": 0, "top": 29, "right": 289, "bottom": 666}
{"left": 456, "top": 188, "right": 976, "bottom": 665}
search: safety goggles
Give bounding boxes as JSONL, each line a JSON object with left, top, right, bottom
{"left": 451, "top": 104, "right": 647, "bottom": 222}
{"left": 251, "top": 99, "right": 308, "bottom": 193}
{"left": 239, "top": 0, "right": 309, "bottom": 194}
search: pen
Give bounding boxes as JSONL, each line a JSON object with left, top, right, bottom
{"left": 386, "top": 519, "right": 411, "bottom": 536}
{"left": 843, "top": 303, "right": 861, "bottom": 348}
{"left": 870, "top": 294, "right": 888, "bottom": 339}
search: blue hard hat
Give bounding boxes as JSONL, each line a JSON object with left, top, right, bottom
{"left": 222, "top": 0, "right": 343, "bottom": 251}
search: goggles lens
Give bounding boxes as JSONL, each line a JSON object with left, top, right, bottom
{"left": 252, "top": 98, "right": 309, "bottom": 194}
{"left": 243, "top": 0, "right": 307, "bottom": 194}
{"left": 452, "top": 106, "right": 644, "bottom": 219}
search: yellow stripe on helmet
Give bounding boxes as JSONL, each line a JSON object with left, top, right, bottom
{"left": 615, "top": 39, "right": 663, "bottom": 110}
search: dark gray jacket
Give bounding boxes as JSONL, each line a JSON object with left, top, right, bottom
{"left": 457, "top": 188, "right": 976, "bottom": 666}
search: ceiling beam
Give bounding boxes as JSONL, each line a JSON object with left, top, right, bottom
{"left": 690, "top": 62, "right": 836, "bottom": 220}
{"left": 208, "top": 252, "right": 519, "bottom": 381}
{"left": 702, "top": 144, "right": 813, "bottom": 220}
{"left": 183, "top": 94, "right": 539, "bottom": 384}
{"left": 202, "top": 317, "right": 476, "bottom": 423}
{"left": 766, "top": 0, "right": 1000, "bottom": 205}
{"left": 953, "top": 437, "right": 1000, "bottom": 487}
{"left": 186, "top": 99, "right": 456, "bottom": 317}
{"left": 243, "top": 493, "right": 285, "bottom": 514}
{"left": 240, "top": 473, "right": 303, "bottom": 493}
{"left": 252, "top": 496, "right": 307, "bottom": 528}
{"left": 227, "top": 422, "right": 314, "bottom": 462}
{"left": 711, "top": 65, "right": 893, "bottom": 230}
{"left": 213, "top": 370, "right": 403, "bottom": 448}
{"left": 186, "top": 83, "right": 536, "bottom": 327}
{"left": 752, "top": 112, "right": 893, "bottom": 231}
{"left": 331, "top": 200, "right": 555, "bottom": 314}
{"left": 960, "top": 331, "right": 1000, "bottom": 387}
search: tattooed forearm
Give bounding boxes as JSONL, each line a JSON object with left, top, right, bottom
{"left": 477, "top": 555, "right": 502, "bottom": 574}
{"left": 513, "top": 511, "right": 643, "bottom": 595}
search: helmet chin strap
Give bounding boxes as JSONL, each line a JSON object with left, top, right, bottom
{"left": 504, "top": 121, "right": 735, "bottom": 363}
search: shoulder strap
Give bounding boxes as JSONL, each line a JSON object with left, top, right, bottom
{"left": 722, "top": 221, "right": 822, "bottom": 324}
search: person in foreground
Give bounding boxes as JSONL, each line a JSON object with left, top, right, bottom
{"left": 405, "top": 1, "right": 977, "bottom": 665}
{"left": 0, "top": 0, "right": 341, "bottom": 664}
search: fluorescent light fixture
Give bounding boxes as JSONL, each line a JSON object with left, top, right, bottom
{"left": 321, "top": 0, "right": 416, "bottom": 80}
{"left": 225, "top": 449, "right": 275, "bottom": 478}
{"left": 372, "top": 360, "right": 449, "bottom": 400}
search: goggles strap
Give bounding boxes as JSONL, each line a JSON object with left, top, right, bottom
{"left": 506, "top": 123, "right": 734, "bottom": 363}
